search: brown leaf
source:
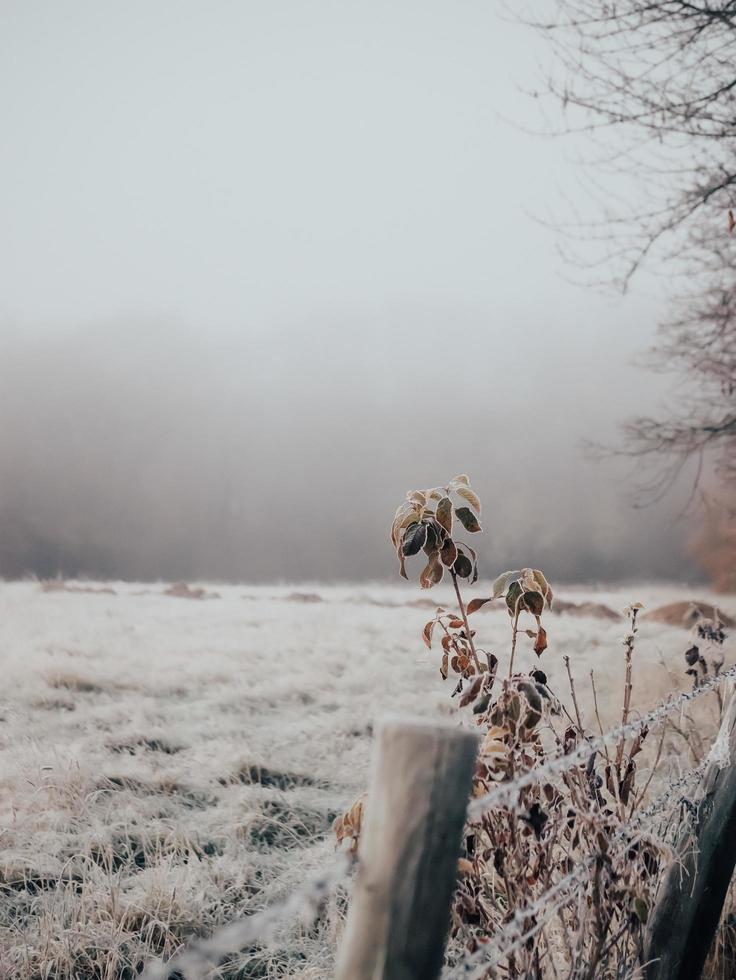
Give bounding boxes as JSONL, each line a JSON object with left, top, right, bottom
{"left": 455, "top": 507, "right": 481, "bottom": 533}
{"left": 467, "top": 597, "right": 492, "bottom": 615}
{"left": 531, "top": 569, "right": 553, "bottom": 609}
{"left": 420, "top": 555, "right": 444, "bottom": 589}
{"left": 457, "top": 857, "right": 475, "bottom": 876}
{"left": 398, "top": 549, "right": 408, "bottom": 580}
{"left": 459, "top": 674, "right": 484, "bottom": 707}
{"left": 436, "top": 496, "right": 453, "bottom": 534}
{"left": 534, "top": 625, "right": 548, "bottom": 657}
{"left": 440, "top": 538, "right": 458, "bottom": 568}
{"left": 423, "top": 619, "right": 435, "bottom": 649}
{"left": 456, "top": 485, "right": 481, "bottom": 514}
{"left": 522, "top": 590, "right": 545, "bottom": 617}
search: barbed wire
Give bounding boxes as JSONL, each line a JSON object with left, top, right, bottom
{"left": 466, "top": 665, "right": 736, "bottom": 821}
{"left": 140, "top": 852, "right": 354, "bottom": 980}
{"left": 443, "top": 756, "right": 709, "bottom": 979}
{"left": 142, "top": 670, "right": 733, "bottom": 980}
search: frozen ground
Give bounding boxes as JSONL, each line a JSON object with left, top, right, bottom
{"left": 0, "top": 579, "right": 733, "bottom": 979}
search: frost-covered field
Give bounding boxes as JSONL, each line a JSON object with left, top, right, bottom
{"left": 0, "top": 580, "right": 733, "bottom": 979}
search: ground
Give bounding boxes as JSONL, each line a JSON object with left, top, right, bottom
{"left": 0, "top": 579, "right": 733, "bottom": 979}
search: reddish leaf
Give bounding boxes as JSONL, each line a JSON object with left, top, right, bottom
{"left": 534, "top": 625, "right": 548, "bottom": 657}
{"left": 423, "top": 619, "right": 435, "bottom": 649}
{"left": 467, "top": 597, "right": 492, "bottom": 615}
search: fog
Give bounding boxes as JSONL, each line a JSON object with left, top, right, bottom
{"left": 0, "top": 1, "right": 697, "bottom": 583}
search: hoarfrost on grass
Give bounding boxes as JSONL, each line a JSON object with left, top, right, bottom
{"left": 0, "top": 580, "right": 732, "bottom": 978}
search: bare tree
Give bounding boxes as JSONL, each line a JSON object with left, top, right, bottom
{"left": 529, "top": 1, "right": 736, "bottom": 504}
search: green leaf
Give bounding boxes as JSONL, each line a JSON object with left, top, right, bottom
{"left": 506, "top": 580, "right": 523, "bottom": 614}
{"left": 633, "top": 897, "right": 648, "bottom": 924}
{"left": 402, "top": 522, "right": 427, "bottom": 557}
{"left": 455, "top": 507, "right": 481, "bottom": 533}
{"left": 436, "top": 496, "right": 453, "bottom": 534}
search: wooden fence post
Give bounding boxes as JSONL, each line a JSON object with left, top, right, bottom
{"left": 645, "top": 683, "right": 736, "bottom": 980}
{"left": 335, "top": 717, "right": 479, "bottom": 980}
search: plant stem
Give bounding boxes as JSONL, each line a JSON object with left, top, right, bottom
{"left": 450, "top": 570, "right": 481, "bottom": 671}
{"left": 616, "top": 613, "right": 636, "bottom": 771}
{"left": 508, "top": 603, "right": 521, "bottom": 678}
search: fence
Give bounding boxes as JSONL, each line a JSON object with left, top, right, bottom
{"left": 142, "top": 663, "right": 736, "bottom": 980}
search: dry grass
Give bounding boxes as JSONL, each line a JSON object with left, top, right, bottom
{"left": 0, "top": 579, "right": 733, "bottom": 978}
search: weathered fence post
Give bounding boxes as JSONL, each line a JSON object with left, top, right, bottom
{"left": 645, "top": 683, "right": 736, "bottom": 980}
{"left": 335, "top": 717, "right": 479, "bottom": 980}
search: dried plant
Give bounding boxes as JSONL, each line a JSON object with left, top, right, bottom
{"left": 336, "top": 476, "right": 729, "bottom": 978}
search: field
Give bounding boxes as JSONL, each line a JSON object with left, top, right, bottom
{"left": 0, "top": 579, "right": 733, "bottom": 979}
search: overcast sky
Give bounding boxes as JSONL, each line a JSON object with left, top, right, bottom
{"left": 0, "top": 1, "right": 696, "bottom": 584}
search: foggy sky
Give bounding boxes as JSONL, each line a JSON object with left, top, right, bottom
{"left": 0, "top": 2, "right": 697, "bottom": 583}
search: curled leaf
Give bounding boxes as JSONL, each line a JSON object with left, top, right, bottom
{"left": 533, "top": 625, "right": 548, "bottom": 657}
{"left": 420, "top": 555, "right": 444, "bottom": 589}
{"left": 531, "top": 569, "right": 553, "bottom": 609}
{"left": 423, "top": 619, "right": 436, "bottom": 649}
